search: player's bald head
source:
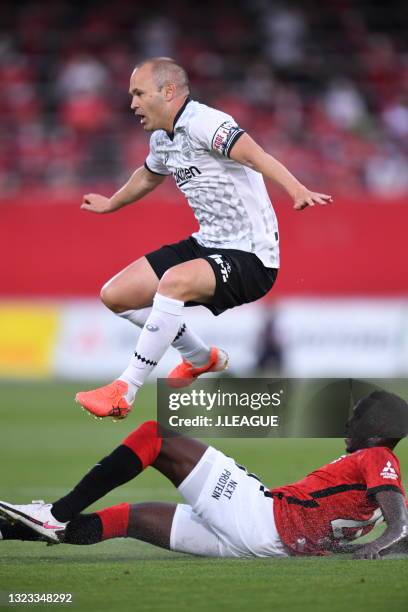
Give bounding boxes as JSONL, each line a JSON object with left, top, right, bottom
{"left": 133, "top": 58, "right": 189, "bottom": 95}
{"left": 348, "top": 391, "right": 408, "bottom": 440}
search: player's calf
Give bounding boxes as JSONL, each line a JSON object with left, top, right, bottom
{"left": 50, "top": 422, "right": 161, "bottom": 524}
{"left": 63, "top": 502, "right": 175, "bottom": 550}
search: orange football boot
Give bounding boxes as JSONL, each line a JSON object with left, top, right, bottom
{"left": 167, "top": 347, "right": 229, "bottom": 388}
{"left": 75, "top": 380, "right": 131, "bottom": 419}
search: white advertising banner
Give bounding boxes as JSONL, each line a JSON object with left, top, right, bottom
{"left": 2, "top": 298, "right": 407, "bottom": 380}
{"left": 53, "top": 300, "right": 264, "bottom": 380}
{"left": 275, "top": 298, "right": 408, "bottom": 377}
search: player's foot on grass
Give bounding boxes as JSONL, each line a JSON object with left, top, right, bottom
{"left": 75, "top": 380, "right": 132, "bottom": 420}
{"left": 167, "top": 347, "right": 229, "bottom": 388}
{"left": 0, "top": 500, "right": 66, "bottom": 543}
{"left": 0, "top": 517, "right": 47, "bottom": 542}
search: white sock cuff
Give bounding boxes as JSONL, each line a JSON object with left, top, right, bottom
{"left": 117, "top": 309, "right": 135, "bottom": 319}
{"left": 153, "top": 293, "right": 184, "bottom": 315}
{"left": 117, "top": 307, "right": 152, "bottom": 327}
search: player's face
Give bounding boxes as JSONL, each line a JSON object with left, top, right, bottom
{"left": 129, "top": 66, "right": 167, "bottom": 132}
{"left": 344, "top": 399, "right": 381, "bottom": 452}
{"left": 344, "top": 400, "right": 368, "bottom": 452}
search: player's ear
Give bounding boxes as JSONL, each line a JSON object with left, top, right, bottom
{"left": 163, "top": 83, "right": 176, "bottom": 101}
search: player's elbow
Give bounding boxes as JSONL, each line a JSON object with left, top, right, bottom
{"left": 384, "top": 519, "right": 408, "bottom": 541}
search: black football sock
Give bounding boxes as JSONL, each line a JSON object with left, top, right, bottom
{"left": 63, "top": 514, "right": 103, "bottom": 545}
{"left": 51, "top": 445, "right": 142, "bottom": 522}
{"left": 0, "top": 518, "right": 42, "bottom": 541}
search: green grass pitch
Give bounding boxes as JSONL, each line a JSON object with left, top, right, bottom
{"left": 0, "top": 381, "right": 407, "bottom": 612}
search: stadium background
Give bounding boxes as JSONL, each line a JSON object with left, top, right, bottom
{"left": 1, "top": 1, "right": 408, "bottom": 611}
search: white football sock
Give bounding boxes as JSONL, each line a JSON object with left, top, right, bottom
{"left": 172, "top": 322, "right": 211, "bottom": 365}
{"left": 119, "top": 294, "right": 184, "bottom": 400}
{"left": 117, "top": 307, "right": 152, "bottom": 327}
{"left": 118, "top": 308, "right": 210, "bottom": 365}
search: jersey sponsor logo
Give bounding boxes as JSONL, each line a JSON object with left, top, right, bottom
{"left": 173, "top": 165, "right": 201, "bottom": 187}
{"left": 211, "top": 468, "right": 238, "bottom": 500}
{"left": 380, "top": 461, "right": 398, "bottom": 480}
{"left": 208, "top": 254, "right": 231, "bottom": 283}
{"left": 212, "top": 121, "right": 243, "bottom": 156}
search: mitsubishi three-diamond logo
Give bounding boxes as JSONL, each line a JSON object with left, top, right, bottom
{"left": 380, "top": 461, "right": 398, "bottom": 480}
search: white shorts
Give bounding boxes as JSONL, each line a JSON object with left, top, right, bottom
{"left": 170, "top": 446, "right": 289, "bottom": 558}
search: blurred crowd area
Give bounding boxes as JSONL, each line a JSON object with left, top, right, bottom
{"left": 1, "top": 0, "right": 408, "bottom": 200}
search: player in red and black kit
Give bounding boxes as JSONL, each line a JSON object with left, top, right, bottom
{"left": 1, "top": 390, "right": 408, "bottom": 559}
{"left": 270, "top": 438, "right": 406, "bottom": 557}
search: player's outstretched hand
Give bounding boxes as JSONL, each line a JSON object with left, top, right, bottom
{"left": 81, "top": 193, "right": 113, "bottom": 213}
{"left": 293, "top": 189, "right": 333, "bottom": 211}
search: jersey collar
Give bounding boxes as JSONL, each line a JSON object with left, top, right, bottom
{"left": 166, "top": 96, "right": 192, "bottom": 140}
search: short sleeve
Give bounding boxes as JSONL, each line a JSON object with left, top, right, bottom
{"left": 189, "top": 108, "right": 245, "bottom": 158}
{"left": 357, "top": 447, "right": 404, "bottom": 497}
{"left": 144, "top": 136, "right": 172, "bottom": 176}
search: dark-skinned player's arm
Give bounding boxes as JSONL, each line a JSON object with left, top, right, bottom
{"left": 349, "top": 491, "right": 408, "bottom": 560}
{"left": 229, "top": 133, "right": 333, "bottom": 211}
{"left": 80, "top": 166, "right": 166, "bottom": 214}
{"left": 380, "top": 538, "right": 408, "bottom": 556}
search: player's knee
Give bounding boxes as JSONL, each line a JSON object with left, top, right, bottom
{"left": 138, "top": 420, "right": 159, "bottom": 435}
{"left": 132, "top": 420, "right": 160, "bottom": 443}
{"left": 100, "top": 283, "right": 122, "bottom": 313}
{"left": 122, "top": 421, "right": 162, "bottom": 469}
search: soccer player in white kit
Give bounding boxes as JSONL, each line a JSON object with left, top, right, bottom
{"left": 75, "top": 57, "right": 332, "bottom": 420}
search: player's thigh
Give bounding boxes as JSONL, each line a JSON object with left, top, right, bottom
{"left": 170, "top": 504, "right": 230, "bottom": 557}
{"left": 178, "top": 447, "right": 286, "bottom": 557}
{"left": 100, "top": 256, "right": 159, "bottom": 312}
{"left": 179, "top": 447, "right": 256, "bottom": 537}
{"left": 158, "top": 258, "right": 216, "bottom": 302}
{"left": 153, "top": 434, "right": 209, "bottom": 488}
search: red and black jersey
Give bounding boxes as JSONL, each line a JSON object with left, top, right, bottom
{"left": 270, "top": 446, "right": 405, "bottom": 556}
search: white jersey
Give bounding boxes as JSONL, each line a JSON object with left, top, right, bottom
{"left": 145, "top": 99, "right": 280, "bottom": 268}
